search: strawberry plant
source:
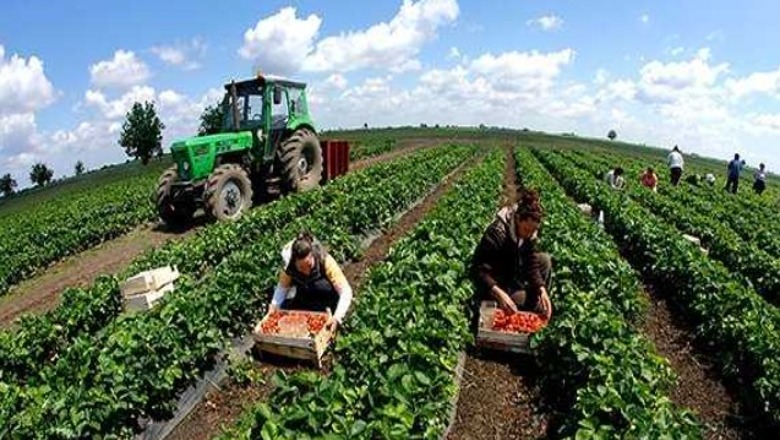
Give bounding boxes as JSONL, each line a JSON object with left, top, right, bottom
{"left": 537, "top": 148, "right": 780, "bottom": 430}
{"left": 220, "top": 150, "right": 505, "bottom": 440}
{"left": 0, "top": 146, "right": 458, "bottom": 386}
{"left": 0, "top": 146, "right": 475, "bottom": 438}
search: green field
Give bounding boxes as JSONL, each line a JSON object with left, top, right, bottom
{"left": 0, "top": 127, "right": 778, "bottom": 439}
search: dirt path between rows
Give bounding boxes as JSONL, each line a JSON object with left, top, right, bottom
{"left": 0, "top": 144, "right": 444, "bottom": 328}
{"left": 640, "top": 284, "right": 759, "bottom": 440}
{"left": 446, "top": 147, "right": 549, "bottom": 440}
{"left": 0, "top": 221, "right": 201, "bottom": 327}
{"left": 165, "top": 154, "right": 481, "bottom": 440}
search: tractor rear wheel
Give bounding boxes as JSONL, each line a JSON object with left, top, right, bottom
{"left": 156, "top": 166, "right": 195, "bottom": 227}
{"left": 204, "top": 164, "right": 253, "bottom": 221}
{"left": 278, "top": 127, "right": 323, "bottom": 192}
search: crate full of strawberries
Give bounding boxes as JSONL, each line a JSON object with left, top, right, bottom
{"left": 476, "top": 301, "right": 549, "bottom": 354}
{"left": 253, "top": 310, "right": 335, "bottom": 367}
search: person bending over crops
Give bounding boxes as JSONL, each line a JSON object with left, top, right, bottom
{"left": 605, "top": 167, "right": 626, "bottom": 190}
{"left": 640, "top": 167, "right": 659, "bottom": 192}
{"left": 471, "top": 189, "right": 553, "bottom": 319}
{"left": 268, "top": 232, "right": 353, "bottom": 332}
{"left": 754, "top": 163, "right": 767, "bottom": 195}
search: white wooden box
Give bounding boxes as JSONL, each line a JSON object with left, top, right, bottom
{"left": 123, "top": 283, "right": 174, "bottom": 312}
{"left": 682, "top": 234, "right": 702, "bottom": 247}
{"left": 577, "top": 203, "right": 593, "bottom": 216}
{"left": 121, "top": 266, "right": 180, "bottom": 297}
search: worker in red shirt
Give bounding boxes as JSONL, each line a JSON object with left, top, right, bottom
{"left": 640, "top": 167, "right": 659, "bottom": 192}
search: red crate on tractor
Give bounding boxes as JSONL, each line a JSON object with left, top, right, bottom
{"left": 321, "top": 140, "right": 350, "bottom": 184}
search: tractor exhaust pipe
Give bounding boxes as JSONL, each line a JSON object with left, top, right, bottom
{"left": 230, "top": 81, "right": 240, "bottom": 131}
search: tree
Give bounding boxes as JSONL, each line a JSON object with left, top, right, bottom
{"left": 0, "top": 173, "right": 17, "bottom": 197}
{"left": 119, "top": 101, "right": 165, "bottom": 164}
{"left": 74, "top": 160, "right": 85, "bottom": 176}
{"left": 30, "top": 163, "right": 54, "bottom": 187}
{"left": 608, "top": 129, "right": 617, "bottom": 141}
{"left": 198, "top": 103, "right": 224, "bottom": 136}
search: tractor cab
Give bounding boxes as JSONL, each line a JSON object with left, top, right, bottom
{"left": 157, "top": 74, "right": 324, "bottom": 226}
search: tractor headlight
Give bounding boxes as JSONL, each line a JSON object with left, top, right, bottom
{"left": 181, "top": 161, "right": 190, "bottom": 177}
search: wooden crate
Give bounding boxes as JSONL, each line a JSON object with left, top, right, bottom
{"left": 475, "top": 301, "right": 533, "bottom": 354}
{"left": 123, "top": 283, "right": 174, "bottom": 312}
{"left": 121, "top": 266, "right": 180, "bottom": 297}
{"left": 253, "top": 310, "right": 335, "bottom": 368}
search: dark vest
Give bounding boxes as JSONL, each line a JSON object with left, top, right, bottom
{"left": 284, "top": 246, "right": 338, "bottom": 306}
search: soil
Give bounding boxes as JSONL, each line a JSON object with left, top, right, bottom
{"left": 165, "top": 154, "right": 480, "bottom": 440}
{"left": 640, "top": 284, "right": 760, "bottom": 440}
{"left": 446, "top": 354, "right": 549, "bottom": 440}
{"left": 446, "top": 147, "right": 549, "bottom": 439}
{"left": 0, "top": 220, "right": 202, "bottom": 327}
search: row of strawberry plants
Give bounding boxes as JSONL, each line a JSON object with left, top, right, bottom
{"left": 0, "top": 146, "right": 453, "bottom": 387}
{"left": 348, "top": 138, "right": 397, "bottom": 161}
{"left": 0, "top": 146, "right": 475, "bottom": 438}
{"left": 565, "top": 149, "right": 780, "bottom": 306}
{"left": 536, "top": 148, "right": 780, "bottom": 429}
{"left": 0, "top": 173, "right": 161, "bottom": 295}
{"left": 515, "top": 148, "right": 700, "bottom": 438}
{"left": 218, "top": 150, "right": 504, "bottom": 439}
{"left": 572, "top": 148, "right": 780, "bottom": 260}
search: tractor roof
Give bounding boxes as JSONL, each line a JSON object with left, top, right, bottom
{"left": 224, "top": 75, "right": 306, "bottom": 94}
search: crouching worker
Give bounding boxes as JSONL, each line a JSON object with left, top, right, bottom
{"left": 471, "top": 189, "right": 552, "bottom": 319}
{"left": 268, "top": 232, "right": 353, "bottom": 332}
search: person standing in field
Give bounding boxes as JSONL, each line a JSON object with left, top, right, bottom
{"left": 640, "top": 167, "right": 659, "bottom": 192}
{"left": 725, "top": 153, "right": 745, "bottom": 194}
{"left": 605, "top": 167, "right": 626, "bottom": 190}
{"left": 667, "top": 145, "right": 684, "bottom": 186}
{"left": 753, "top": 163, "right": 768, "bottom": 195}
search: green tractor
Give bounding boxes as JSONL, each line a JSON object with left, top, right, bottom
{"left": 156, "top": 75, "right": 323, "bottom": 226}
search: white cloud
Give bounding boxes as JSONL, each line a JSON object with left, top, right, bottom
{"left": 84, "top": 85, "right": 157, "bottom": 119}
{"left": 152, "top": 38, "right": 206, "bottom": 70}
{"left": 0, "top": 45, "right": 56, "bottom": 115}
{"left": 306, "top": 0, "right": 459, "bottom": 73}
{"left": 527, "top": 14, "right": 563, "bottom": 31}
{"left": 239, "top": 0, "right": 458, "bottom": 75}
{"left": 469, "top": 49, "right": 574, "bottom": 93}
{"left": 325, "top": 73, "right": 348, "bottom": 90}
{"left": 449, "top": 46, "right": 461, "bottom": 59}
{"left": 238, "top": 7, "right": 322, "bottom": 76}
{"left": 750, "top": 113, "right": 780, "bottom": 132}
{"left": 640, "top": 14, "right": 650, "bottom": 24}
{"left": 725, "top": 67, "right": 780, "bottom": 99}
{"left": 669, "top": 46, "right": 685, "bottom": 56}
{"left": 90, "top": 50, "right": 150, "bottom": 89}
{"left": 0, "top": 45, "right": 56, "bottom": 180}
{"left": 635, "top": 48, "right": 728, "bottom": 104}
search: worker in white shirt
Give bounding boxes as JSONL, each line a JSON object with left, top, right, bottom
{"left": 268, "top": 232, "right": 353, "bottom": 332}
{"left": 605, "top": 167, "right": 626, "bottom": 190}
{"left": 705, "top": 173, "right": 716, "bottom": 186}
{"left": 667, "top": 145, "right": 685, "bottom": 186}
{"left": 754, "top": 163, "right": 768, "bottom": 195}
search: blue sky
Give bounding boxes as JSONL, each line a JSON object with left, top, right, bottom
{"left": 2, "top": 0, "right": 780, "bottom": 186}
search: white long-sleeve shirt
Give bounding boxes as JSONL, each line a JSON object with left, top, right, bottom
{"left": 667, "top": 151, "right": 684, "bottom": 169}
{"left": 270, "top": 245, "right": 353, "bottom": 323}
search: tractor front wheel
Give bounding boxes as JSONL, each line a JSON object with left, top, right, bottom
{"left": 278, "top": 127, "right": 323, "bottom": 192}
{"left": 204, "top": 164, "right": 253, "bottom": 221}
{"left": 156, "top": 166, "right": 195, "bottom": 228}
